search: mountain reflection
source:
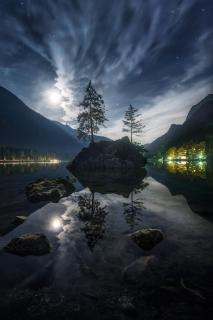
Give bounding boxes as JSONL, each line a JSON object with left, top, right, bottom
{"left": 149, "top": 161, "right": 213, "bottom": 222}
{"left": 78, "top": 192, "right": 108, "bottom": 250}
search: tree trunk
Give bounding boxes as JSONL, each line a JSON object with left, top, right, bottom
{"left": 89, "top": 102, "right": 94, "bottom": 144}
{"left": 130, "top": 124, "right": 133, "bottom": 143}
{"left": 91, "top": 130, "right": 94, "bottom": 144}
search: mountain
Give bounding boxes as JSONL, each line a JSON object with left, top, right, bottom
{"left": 0, "top": 86, "right": 82, "bottom": 158}
{"left": 54, "top": 121, "right": 111, "bottom": 146}
{"left": 147, "top": 94, "right": 213, "bottom": 154}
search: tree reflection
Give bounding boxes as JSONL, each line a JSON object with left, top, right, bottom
{"left": 0, "top": 162, "right": 60, "bottom": 175}
{"left": 123, "top": 181, "right": 148, "bottom": 230}
{"left": 166, "top": 161, "right": 206, "bottom": 178}
{"left": 78, "top": 192, "right": 108, "bottom": 250}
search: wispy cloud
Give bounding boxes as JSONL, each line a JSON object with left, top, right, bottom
{"left": 0, "top": 0, "right": 212, "bottom": 141}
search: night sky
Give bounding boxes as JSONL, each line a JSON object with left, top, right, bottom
{"left": 0, "top": 0, "right": 213, "bottom": 143}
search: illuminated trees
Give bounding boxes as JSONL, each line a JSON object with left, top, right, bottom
{"left": 165, "top": 142, "right": 206, "bottom": 161}
{"left": 187, "top": 142, "right": 206, "bottom": 161}
{"left": 166, "top": 147, "right": 177, "bottom": 160}
{"left": 176, "top": 147, "right": 187, "bottom": 160}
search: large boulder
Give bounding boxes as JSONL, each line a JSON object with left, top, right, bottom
{"left": 26, "top": 177, "right": 75, "bottom": 202}
{"left": 129, "top": 228, "right": 164, "bottom": 250}
{"left": 4, "top": 233, "right": 51, "bottom": 256}
{"left": 68, "top": 136, "right": 146, "bottom": 172}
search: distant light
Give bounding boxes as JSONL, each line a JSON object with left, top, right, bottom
{"left": 167, "top": 160, "right": 173, "bottom": 164}
{"left": 49, "top": 159, "right": 60, "bottom": 164}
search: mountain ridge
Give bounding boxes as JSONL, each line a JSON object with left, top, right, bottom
{"left": 0, "top": 86, "right": 82, "bottom": 158}
{"left": 147, "top": 94, "right": 213, "bottom": 153}
{"left": 0, "top": 86, "right": 111, "bottom": 158}
{"left": 54, "top": 121, "right": 111, "bottom": 146}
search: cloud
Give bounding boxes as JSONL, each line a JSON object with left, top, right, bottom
{"left": 181, "top": 31, "right": 213, "bottom": 83}
{"left": 101, "top": 78, "right": 213, "bottom": 143}
{"left": 0, "top": 0, "right": 212, "bottom": 142}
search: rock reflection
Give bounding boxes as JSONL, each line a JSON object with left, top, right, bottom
{"left": 71, "top": 168, "right": 147, "bottom": 197}
{"left": 78, "top": 192, "right": 108, "bottom": 250}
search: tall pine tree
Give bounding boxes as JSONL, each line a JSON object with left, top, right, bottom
{"left": 77, "top": 81, "right": 107, "bottom": 143}
{"left": 123, "top": 104, "right": 145, "bottom": 143}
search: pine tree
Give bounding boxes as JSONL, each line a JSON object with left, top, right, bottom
{"left": 123, "top": 104, "right": 145, "bottom": 143}
{"left": 77, "top": 81, "right": 107, "bottom": 143}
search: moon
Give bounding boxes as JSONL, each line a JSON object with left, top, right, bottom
{"left": 50, "top": 217, "right": 62, "bottom": 231}
{"left": 46, "top": 88, "right": 62, "bottom": 105}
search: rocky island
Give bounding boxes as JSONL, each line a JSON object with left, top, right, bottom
{"left": 68, "top": 136, "right": 146, "bottom": 171}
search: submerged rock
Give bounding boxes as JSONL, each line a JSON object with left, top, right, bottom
{"left": 123, "top": 255, "right": 158, "bottom": 284}
{"left": 26, "top": 177, "right": 75, "bottom": 202}
{"left": 68, "top": 136, "right": 146, "bottom": 171}
{"left": 118, "top": 295, "right": 136, "bottom": 315}
{"left": 13, "top": 215, "right": 27, "bottom": 225}
{"left": 129, "top": 228, "right": 164, "bottom": 250}
{"left": 4, "top": 233, "right": 51, "bottom": 256}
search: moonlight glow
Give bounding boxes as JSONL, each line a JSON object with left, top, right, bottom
{"left": 50, "top": 217, "right": 62, "bottom": 231}
{"left": 46, "top": 89, "right": 62, "bottom": 105}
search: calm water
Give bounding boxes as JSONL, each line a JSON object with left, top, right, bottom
{"left": 0, "top": 162, "right": 212, "bottom": 319}
{"left": 0, "top": 162, "right": 81, "bottom": 234}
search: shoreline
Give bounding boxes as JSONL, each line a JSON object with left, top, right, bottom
{"left": 0, "top": 160, "right": 64, "bottom": 164}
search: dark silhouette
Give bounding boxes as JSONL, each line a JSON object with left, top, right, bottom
{"left": 78, "top": 192, "right": 108, "bottom": 250}
{"left": 123, "top": 104, "right": 145, "bottom": 143}
{"left": 68, "top": 137, "right": 147, "bottom": 172}
{"left": 77, "top": 81, "right": 107, "bottom": 144}
{"left": 147, "top": 94, "right": 213, "bottom": 157}
{"left": 0, "top": 87, "right": 82, "bottom": 158}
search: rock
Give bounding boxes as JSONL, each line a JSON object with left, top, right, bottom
{"left": 129, "top": 228, "right": 164, "bottom": 250}
{"left": 13, "top": 216, "right": 27, "bottom": 225}
{"left": 123, "top": 256, "right": 157, "bottom": 284}
{"left": 4, "top": 233, "right": 51, "bottom": 256}
{"left": 26, "top": 178, "right": 75, "bottom": 202}
{"left": 68, "top": 136, "right": 146, "bottom": 172}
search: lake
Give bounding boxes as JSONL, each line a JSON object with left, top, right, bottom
{"left": 0, "top": 161, "right": 212, "bottom": 319}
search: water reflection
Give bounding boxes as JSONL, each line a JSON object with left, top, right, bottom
{"left": 166, "top": 160, "right": 207, "bottom": 178}
{"left": 148, "top": 160, "right": 213, "bottom": 222}
{"left": 50, "top": 217, "right": 63, "bottom": 231}
{"left": 123, "top": 181, "right": 148, "bottom": 230}
{"left": 0, "top": 162, "right": 62, "bottom": 175}
{"left": 78, "top": 192, "right": 108, "bottom": 250}
{"left": 71, "top": 168, "right": 147, "bottom": 197}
